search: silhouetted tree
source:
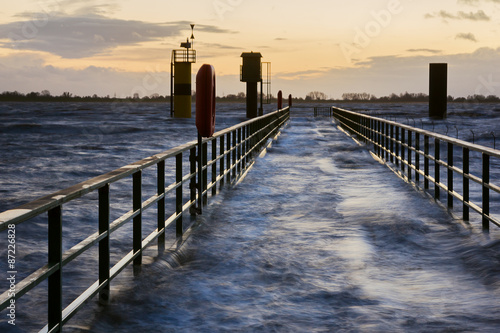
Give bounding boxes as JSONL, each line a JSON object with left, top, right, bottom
{"left": 306, "top": 91, "right": 327, "bottom": 100}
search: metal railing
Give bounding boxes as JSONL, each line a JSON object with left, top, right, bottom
{"left": 313, "top": 107, "right": 333, "bottom": 117}
{"left": 0, "top": 107, "right": 290, "bottom": 332}
{"left": 172, "top": 49, "right": 196, "bottom": 63}
{"left": 330, "top": 107, "right": 500, "bottom": 231}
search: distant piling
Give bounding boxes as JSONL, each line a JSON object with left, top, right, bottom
{"left": 241, "top": 52, "right": 262, "bottom": 119}
{"left": 429, "top": 63, "right": 448, "bottom": 119}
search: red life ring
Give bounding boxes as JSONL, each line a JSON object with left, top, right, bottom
{"left": 277, "top": 90, "right": 283, "bottom": 110}
{"left": 196, "top": 64, "right": 216, "bottom": 137}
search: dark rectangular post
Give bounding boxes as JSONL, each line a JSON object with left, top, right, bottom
{"left": 246, "top": 82, "right": 258, "bottom": 119}
{"left": 463, "top": 148, "right": 469, "bottom": 221}
{"left": 133, "top": 170, "right": 142, "bottom": 266}
{"left": 176, "top": 154, "right": 183, "bottom": 237}
{"left": 429, "top": 63, "right": 448, "bottom": 119}
{"left": 48, "top": 205, "right": 62, "bottom": 332}
{"left": 424, "top": 135, "right": 429, "bottom": 189}
{"left": 447, "top": 143, "right": 453, "bottom": 208}
{"left": 99, "top": 185, "right": 110, "bottom": 303}
{"left": 435, "top": 139, "right": 440, "bottom": 200}
{"left": 483, "top": 153, "right": 490, "bottom": 231}
{"left": 157, "top": 161, "right": 165, "bottom": 246}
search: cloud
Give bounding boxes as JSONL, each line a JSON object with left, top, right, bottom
{"left": 425, "top": 10, "right": 490, "bottom": 21}
{"left": 407, "top": 49, "right": 442, "bottom": 54}
{"left": 4, "top": 48, "right": 500, "bottom": 99}
{"left": 458, "top": 0, "right": 500, "bottom": 4}
{"left": 0, "top": 53, "right": 170, "bottom": 97}
{"left": 0, "top": 12, "right": 235, "bottom": 58}
{"left": 456, "top": 32, "right": 478, "bottom": 42}
{"left": 271, "top": 47, "right": 500, "bottom": 98}
{"left": 198, "top": 42, "right": 240, "bottom": 50}
{"left": 276, "top": 68, "right": 332, "bottom": 80}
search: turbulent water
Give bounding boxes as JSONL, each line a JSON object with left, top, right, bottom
{"left": 1, "top": 102, "right": 500, "bottom": 332}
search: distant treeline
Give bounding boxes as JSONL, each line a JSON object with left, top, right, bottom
{"left": 339, "top": 92, "right": 500, "bottom": 103}
{"left": 0, "top": 90, "right": 170, "bottom": 102}
{"left": 1, "top": 90, "right": 500, "bottom": 103}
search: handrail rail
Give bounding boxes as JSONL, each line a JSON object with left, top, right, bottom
{"left": 338, "top": 109, "right": 500, "bottom": 158}
{"left": 0, "top": 107, "right": 290, "bottom": 332}
{"left": 330, "top": 106, "right": 499, "bottom": 231}
{"left": 0, "top": 109, "right": 287, "bottom": 230}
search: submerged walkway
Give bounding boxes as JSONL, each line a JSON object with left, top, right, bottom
{"left": 70, "top": 115, "right": 500, "bottom": 332}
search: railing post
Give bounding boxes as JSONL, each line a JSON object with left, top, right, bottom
{"left": 395, "top": 126, "right": 400, "bottom": 167}
{"left": 226, "top": 132, "right": 231, "bottom": 183}
{"left": 212, "top": 139, "right": 217, "bottom": 196}
{"left": 133, "top": 170, "right": 142, "bottom": 266}
{"left": 157, "top": 161, "right": 165, "bottom": 246}
{"left": 447, "top": 143, "right": 453, "bottom": 208}
{"left": 372, "top": 119, "right": 376, "bottom": 152}
{"left": 48, "top": 205, "right": 62, "bottom": 332}
{"left": 197, "top": 134, "right": 203, "bottom": 213}
{"left": 401, "top": 128, "right": 406, "bottom": 175}
{"left": 189, "top": 147, "right": 197, "bottom": 215}
{"left": 463, "top": 147, "right": 469, "bottom": 221}
{"left": 385, "top": 123, "right": 390, "bottom": 161}
{"left": 220, "top": 135, "right": 225, "bottom": 187}
{"left": 435, "top": 139, "right": 440, "bottom": 200}
{"left": 390, "top": 124, "right": 394, "bottom": 163}
{"left": 415, "top": 132, "right": 420, "bottom": 183}
{"left": 408, "top": 130, "right": 412, "bottom": 181}
{"left": 232, "top": 130, "right": 237, "bottom": 179}
{"left": 176, "top": 154, "right": 183, "bottom": 236}
{"left": 99, "top": 184, "right": 110, "bottom": 303}
{"left": 483, "top": 153, "right": 490, "bottom": 231}
{"left": 243, "top": 125, "right": 248, "bottom": 168}
{"left": 203, "top": 140, "right": 208, "bottom": 205}
{"left": 424, "top": 135, "right": 429, "bottom": 189}
{"left": 371, "top": 118, "right": 375, "bottom": 144}
{"left": 361, "top": 117, "right": 365, "bottom": 142}
{"left": 378, "top": 120, "right": 381, "bottom": 157}
{"left": 380, "top": 121, "right": 385, "bottom": 159}
{"left": 237, "top": 127, "right": 242, "bottom": 175}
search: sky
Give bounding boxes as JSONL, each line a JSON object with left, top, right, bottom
{"left": 1, "top": 0, "right": 500, "bottom": 99}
